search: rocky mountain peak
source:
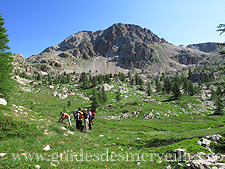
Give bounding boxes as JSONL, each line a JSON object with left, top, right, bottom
{"left": 20, "top": 23, "right": 222, "bottom": 75}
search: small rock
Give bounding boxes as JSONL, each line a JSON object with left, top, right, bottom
{"left": 61, "top": 127, "right": 67, "bottom": 130}
{"left": 34, "top": 165, "right": 41, "bottom": 169}
{"left": 43, "top": 145, "right": 51, "bottom": 151}
{"left": 0, "top": 153, "right": 6, "bottom": 157}
{"left": 175, "top": 163, "right": 183, "bottom": 169}
{"left": 0, "top": 98, "right": 7, "bottom": 106}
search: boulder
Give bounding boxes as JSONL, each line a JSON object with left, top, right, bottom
{"left": 0, "top": 98, "right": 7, "bottom": 106}
{"left": 40, "top": 64, "right": 52, "bottom": 73}
{"left": 206, "top": 134, "right": 222, "bottom": 142}
{"left": 50, "top": 61, "right": 62, "bottom": 68}
{"left": 58, "top": 53, "right": 72, "bottom": 58}
{"left": 102, "top": 84, "right": 114, "bottom": 91}
{"left": 197, "top": 138, "right": 211, "bottom": 148}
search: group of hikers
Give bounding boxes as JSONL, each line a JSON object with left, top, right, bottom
{"left": 58, "top": 107, "right": 95, "bottom": 133}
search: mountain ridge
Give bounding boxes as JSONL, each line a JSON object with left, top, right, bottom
{"left": 12, "top": 23, "right": 223, "bottom": 75}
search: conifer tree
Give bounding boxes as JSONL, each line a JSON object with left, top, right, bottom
{"left": 82, "top": 74, "right": 88, "bottom": 88}
{"left": 128, "top": 71, "right": 131, "bottom": 79}
{"left": 188, "top": 69, "right": 193, "bottom": 79}
{"left": 37, "top": 73, "right": 41, "bottom": 81}
{"left": 129, "top": 78, "right": 134, "bottom": 85}
{"left": 98, "top": 74, "right": 104, "bottom": 84}
{"left": 164, "top": 77, "right": 171, "bottom": 94}
{"left": 101, "top": 86, "right": 107, "bottom": 104}
{"left": 0, "top": 14, "right": 13, "bottom": 98}
{"left": 212, "top": 85, "right": 224, "bottom": 115}
{"left": 172, "top": 81, "right": 181, "bottom": 99}
{"left": 146, "top": 83, "right": 152, "bottom": 96}
{"left": 90, "top": 89, "right": 99, "bottom": 111}
{"left": 92, "top": 76, "right": 98, "bottom": 87}
{"left": 155, "top": 78, "right": 161, "bottom": 92}
{"left": 183, "top": 78, "right": 188, "bottom": 95}
{"left": 67, "top": 74, "right": 71, "bottom": 83}
{"left": 116, "top": 91, "right": 121, "bottom": 102}
{"left": 188, "top": 80, "right": 195, "bottom": 96}
{"left": 48, "top": 73, "right": 52, "bottom": 85}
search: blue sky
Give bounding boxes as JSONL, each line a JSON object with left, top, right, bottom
{"left": 1, "top": 0, "right": 225, "bottom": 57}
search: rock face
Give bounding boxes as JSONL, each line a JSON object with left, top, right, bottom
{"left": 41, "top": 23, "right": 167, "bottom": 69}
{"left": 187, "top": 42, "right": 218, "bottom": 52}
{"left": 24, "top": 23, "right": 187, "bottom": 72}
{"left": 14, "top": 23, "right": 222, "bottom": 75}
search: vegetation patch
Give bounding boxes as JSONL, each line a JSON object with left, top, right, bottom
{"left": 0, "top": 115, "right": 40, "bottom": 139}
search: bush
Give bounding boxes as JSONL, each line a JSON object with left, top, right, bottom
{"left": 0, "top": 115, "right": 40, "bottom": 139}
{"left": 211, "top": 138, "right": 225, "bottom": 153}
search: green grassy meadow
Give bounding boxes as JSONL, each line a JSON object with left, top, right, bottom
{"left": 0, "top": 79, "right": 225, "bottom": 169}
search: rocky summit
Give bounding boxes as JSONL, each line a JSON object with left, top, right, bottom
{"left": 12, "top": 23, "right": 223, "bottom": 75}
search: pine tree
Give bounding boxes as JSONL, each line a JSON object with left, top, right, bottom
{"left": 79, "top": 72, "right": 86, "bottom": 83}
{"left": 82, "top": 74, "right": 88, "bottom": 88}
{"left": 172, "top": 81, "right": 182, "bottom": 99}
{"left": 101, "top": 86, "right": 107, "bottom": 104}
{"left": 92, "top": 76, "right": 98, "bottom": 87}
{"left": 0, "top": 14, "right": 13, "bottom": 98}
{"left": 198, "top": 78, "right": 202, "bottom": 89}
{"left": 98, "top": 74, "right": 104, "bottom": 84}
{"left": 58, "top": 74, "right": 61, "bottom": 84}
{"left": 164, "top": 77, "right": 171, "bottom": 94}
{"left": 212, "top": 85, "right": 224, "bottom": 115}
{"left": 90, "top": 89, "right": 99, "bottom": 111}
{"left": 129, "top": 78, "right": 134, "bottom": 85}
{"left": 118, "top": 72, "right": 125, "bottom": 82}
{"left": 183, "top": 78, "right": 188, "bottom": 95}
{"left": 128, "top": 71, "right": 131, "bottom": 79}
{"left": 188, "top": 69, "right": 193, "bottom": 79}
{"left": 116, "top": 91, "right": 121, "bottom": 102}
{"left": 146, "top": 83, "right": 152, "bottom": 96}
{"left": 135, "top": 73, "right": 139, "bottom": 85}
{"left": 67, "top": 74, "right": 71, "bottom": 83}
{"left": 155, "top": 78, "right": 161, "bottom": 92}
{"left": 138, "top": 78, "right": 144, "bottom": 85}
{"left": 188, "top": 80, "right": 195, "bottom": 96}
{"left": 37, "top": 73, "right": 41, "bottom": 81}
{"left": 48, "top": 73, "right": 52, "bottom": 85}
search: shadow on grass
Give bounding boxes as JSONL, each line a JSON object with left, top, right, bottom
{"left": 161, "top": 96, "right": 177, "bottom": 102}
{"left": 128, "top": 137, "right": 187, "bottom": 149}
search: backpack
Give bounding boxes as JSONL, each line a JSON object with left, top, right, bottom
{"left": 74, "top": 111, "right": 81, "bottom": 120}
{"left": 92, "top": 112, "right": 95, "bottom": 119}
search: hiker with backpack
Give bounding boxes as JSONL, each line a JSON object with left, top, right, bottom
{"left": 73, "top": 108, "right": 83, "bottom": 131}
{"left": 87, "top": 108, "right": 93, "bottom": 130}
{"left": 59, "top": 112, "right": 72, "bottom": 126}
{"left": 83, "top": 108, "right": 89, "bottom": 133}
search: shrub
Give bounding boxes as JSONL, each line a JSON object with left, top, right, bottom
{"left": 0, "top": 115, "right": 40, "bottom": 139}
{"left": 211, "top": 137, "right": 225, "bottom": 153}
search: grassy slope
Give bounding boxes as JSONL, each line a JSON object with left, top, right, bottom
{"left": 0, "top": 80, "right": 225, "bottom": 168}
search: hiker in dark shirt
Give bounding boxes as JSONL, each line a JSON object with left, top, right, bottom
{"left": 73, "top": 108, "right": 82, "bottom": 131}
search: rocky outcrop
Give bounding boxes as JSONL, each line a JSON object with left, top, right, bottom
{"left": 40, "top": 64, "right": 52, "bottom": 73}
{"left": 178, "top": 53, "right": 202, "bottom": 65}
{"left": 58, "top": 53, "right": 72, "bottom": 58}
{"left": 189, "top": 71, "right": 214, "bottom": 82}
{"left": 49, "top": 61, "right": 62, "bottom": 68}
{"left": 187, "top": 42, "right": 218, "bottom": 52}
